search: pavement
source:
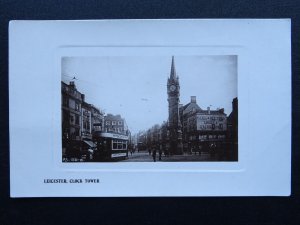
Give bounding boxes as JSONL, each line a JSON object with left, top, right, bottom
{"left": 121, "top": 151, "right": 213, "bottom": 162}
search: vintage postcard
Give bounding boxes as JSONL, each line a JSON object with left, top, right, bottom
{"left": 9, "top": 19, "right": 291, "bottom": 197}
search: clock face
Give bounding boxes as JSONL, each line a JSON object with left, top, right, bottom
{"left": 170, "top": 85, "right": 176, "bottom": 92}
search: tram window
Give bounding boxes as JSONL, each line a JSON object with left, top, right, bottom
{"left": 111, "top": 140, "right": 128, "bottom": 150}
{"left": 118, "top": 143, "right": 123, "bottom": 149}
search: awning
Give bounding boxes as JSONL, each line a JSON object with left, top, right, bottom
{"left": 83, "top": 140, "right": 96, "bottom": 148}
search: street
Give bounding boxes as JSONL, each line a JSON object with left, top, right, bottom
{"left": 121, "top": 151, "right": 214, "bottom": 162}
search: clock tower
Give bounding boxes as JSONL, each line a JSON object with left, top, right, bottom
{"left": 167, "top": 56, "right": 183, "bottom": 154}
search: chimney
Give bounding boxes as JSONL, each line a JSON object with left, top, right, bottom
{"left": 81, "top": 94, "right": 85, "bottom": 102}
{"left": 191, "top": 96, "right": 196, "bottom": 103}
{"left": 69, "top": 81, "right": 75, "bottom": 88}
{"left": 207, "top": 107, "right": 211, "bottom": 114}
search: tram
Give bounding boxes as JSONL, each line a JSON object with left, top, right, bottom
{"left": 93, "top": 132, "right": 129, "bottom": 161}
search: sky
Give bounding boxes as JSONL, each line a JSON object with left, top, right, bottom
{"left": 62, "top": 56, "right": 237, "bottom": 134}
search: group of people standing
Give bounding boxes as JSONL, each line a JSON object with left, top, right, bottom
{"left": 148, "top": 145, "right": 167, "bottom": 162}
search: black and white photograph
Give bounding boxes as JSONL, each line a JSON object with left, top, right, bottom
{"left": 61, "top": 55, "right": 238, "bottom": 163}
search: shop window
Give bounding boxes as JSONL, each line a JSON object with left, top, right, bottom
{"left": 117, "top": 142, "right": 123, "bottom": 149}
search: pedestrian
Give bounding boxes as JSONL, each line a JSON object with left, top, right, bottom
{"left": 164, "top": 146, "right": 169, "bottom": 157}
{"left": 152, "top": 146, "right": 157, "bottom": 162}
{"left": 191, "top": 146, "right": 195, "bottom": 155}
{"left": 158, "top": 146, "right": 162, "bottom": 161}
{"left": 199, "top": 145, "right": 202, "bottom": 156}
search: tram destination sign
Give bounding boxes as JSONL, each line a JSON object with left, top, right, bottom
{"left": 99, "top": 132, "right": 129, "bottom": 140}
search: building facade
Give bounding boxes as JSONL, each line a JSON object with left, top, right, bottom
{"left": 180, "top": 96, "right": 227, "bottom": 153}
{"left": 90, "top": 104, "right": 104, "bottom": 133}
{"left": 61, "top": 81, "right": 84, "bottom": 158}
{"left": 227, "top": 97, "right": 238, "bottom": 160}
{"left": 81, "top": 100, "right": 92, "bottom": 141}
{"left": 81, "top": 99, "right": 105, "bottom": 141}
{"left": 62, "top": 81, "right": 105, "bottom": 160}
{"left": 104, "top": 114, "right": 129, "bottom": 135}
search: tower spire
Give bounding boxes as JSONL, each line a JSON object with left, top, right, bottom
{"left": 167, "top": 56, "right": 183, "bottom": 155}
{"left": 170, "top": 56, "right": 177, "bottom": 80}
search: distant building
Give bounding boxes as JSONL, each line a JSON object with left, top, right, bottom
{"left": 104, "top": 114, "right": 129, "bottom": 135}
{"left": 180, "top": 96, "right": 227, "bottom": 153}
{"left": 159, "top": 121, "right": 169, "bottom": 154}
{"left": 137, "top": 131, "right": 147, "bottom": 151}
